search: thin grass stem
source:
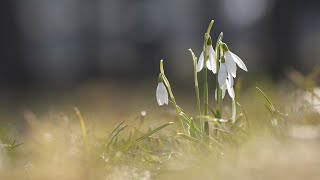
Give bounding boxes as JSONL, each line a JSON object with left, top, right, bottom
{"left": 74, "top": 107, "right": 89, "bottom": 153}
{"left": 160, "top": 60, "right": 186, "bottom": 134}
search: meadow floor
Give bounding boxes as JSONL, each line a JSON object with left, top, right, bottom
{"left": 0, "top": 79, "right": 319, "bottom": 180}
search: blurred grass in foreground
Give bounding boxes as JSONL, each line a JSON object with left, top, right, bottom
{"left": 0, "top": 68, "right": 319, "bottom": 180}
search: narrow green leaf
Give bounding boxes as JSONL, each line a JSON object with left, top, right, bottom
{"left": 178, "top": 133, "right": 199, "bottom": 143}
{"left": 106, "top": 125, "right": 128, "bottom": 150}
{"left": 189, "top": 118, "right": 196, "bottom": 138}
{"left": 236, "top": 102, "right": 250, "bottom": 129}
{"left": 256, "top": 87, "right": 276, "bottom": 112}
{"left": 104, "top": 120, "right": 126, "bottom": 145}
{"left": 119, "top": 122, "right": 174, "bottom": 151}
{"left": 179, "top": 112, "right": 191, "bottom": 124}
{"left": 134, "top": 122, "right": 173, "bottom": 143}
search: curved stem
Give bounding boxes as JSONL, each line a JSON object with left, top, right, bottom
{"left": 206, "top": 20, "right": 214, "bottom": 34}
{"left": 203, "top": 20, "right": 214, "bottom": 137}
{"left": 160, "top": 60, "right": 186, "bottom": 134}
{"left": 215, "top": 32, "right": 224, "bottom": 118}
{"left": 203, "top": 34, "right": 209, "bottom": 136}
{"left": 189, "top": 49, "right": 202, "bottom": 133}
{"left": 203, "top": 66, "right": 209, "bottom": 136}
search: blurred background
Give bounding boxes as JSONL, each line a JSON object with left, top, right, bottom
{"left": 0, "top": 0, "right": 320, "bottom": 103}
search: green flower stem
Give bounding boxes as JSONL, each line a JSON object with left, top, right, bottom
{"left": 206, "top": 20, "right": 214, "bottom": 34}
{"left": 203, "top": 62, "right": 209, "bottom": 136}
{"left": 160, "top": 60, "right": 187, "bottom": 134}
{"left": 215, "top": 32, "right": 224, "bottom": 118}
{"left": 189, "top": 49, "right": 202, "bottom": 133}
{"left": 194, "top": 62, "right": 201, "bottom": 118}
{"left": 211, "top": 33, "right": 223, "bottom": 138}
{"left": 203, "top": 20, "right": 214, "bottom": 136}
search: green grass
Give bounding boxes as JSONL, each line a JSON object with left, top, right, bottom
{"left": 0, "top": 74, "right": 319, "bottom": 179}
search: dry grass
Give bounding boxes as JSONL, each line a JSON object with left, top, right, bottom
{"left": 0, "top": 77, "right": 319, "bottom": 180}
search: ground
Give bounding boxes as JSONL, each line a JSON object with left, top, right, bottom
{"left": 0, "top": 77, "right": 319, "bottom": 180}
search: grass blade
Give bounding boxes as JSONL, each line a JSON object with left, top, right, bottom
{"left": 178, "top": 133, "right": 199, "bottom": 143}
{"left": 119, "top": 122, "right": 174, "bottom": 151}
{"left": 106, "top": 125, "right": 128, "bottom": 150}
{"left": 104, "top": 120, "right": 126, "bottom": 145}
{"left": 74, "top": 107, "right": 89, "bottom": 153}
{"left": 133, "top": 122, "right": 174, "bottom": 143}
{"left": 256, "top": 87, "right": 276, "bottom": 112}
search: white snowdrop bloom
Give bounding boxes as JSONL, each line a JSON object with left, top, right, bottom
{"left": 218, "top": 63, "right": 227, "bottom": 86}
{"left": 215, "top": 86, "right": 226, "bottom": 100}
{"left": 197, "top": 51, "right": 204, "bottom": 72}
{"left": 224, "top": 50, "right": 248, "bottom": 78}
{"left": 225, "top": 73, "right": 235, "bottom": 99}
{"left": 220, "top": 83, "right": 234, "bottom": 99}
{"left": 156, "top": 82, "right": 168, "bottom": 106}
{"left": 218, "top": 46, "right": 248, "bottom": 99}
{"left": 197, "top": 45, "right": 216, "bottom": 73}
{"left": 218, "top": 64, "right": 235, "bottom": 99}
{"left": 221, "top": 86, "right": 226, "bottom": 99}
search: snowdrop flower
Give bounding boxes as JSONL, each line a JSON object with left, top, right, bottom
{"left": 218, "top": 61, "right": 235, "bottom": 99}
{"left": 197, "top": 45, "right": 217, "bottom": 73}
{"left": 215, "top": 87, "right": 226, "bottom": 100}
{"left": 217, "top": 43, "right": 248, "bottom": 99}
{"left": 156, "top": 81, "right": 168, "bottom": 106}
{"left": 222, "top": 44, "right": 248, "bottom": 78}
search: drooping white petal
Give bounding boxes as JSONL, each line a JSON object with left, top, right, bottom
{"left": 227, "top": 73, "right": 234, "bottom": 87}
{"left": 226, "top": 79, "right": 235, "bottom": 99}
{"left": 227, "top": 87, "right": 235, "bottom": 99}
{"left": 211, "top": 59, "right": 217, "bottom": 74}
{"left": 231, "top": 99, "right": 236, "bottom": 123}
{"left": 216, "top": 86, "right": 226, "bottom": 99}
{"left": 224, "top": 51, "right": 237, "bottom": 78}
{"left": 215, "top": 88, "right": 217, "bottom": 101}
{"left": 218, "top": 63, "right": 227, "bottom": 87}
{"left": 206, "top": 59, "right": 212, "bottom": 71}
{"left": 230, "top": 51, "right": 248, "bottom": 72}
{"left": 156, "top": 82, "right": 168, "bottom": 106}
{"left": 209, "top": 46, "right": 217, "bottom": 74}
{"left": 197, "top": 51, "right": 204, "bottom": 72}
{"left": 221, "top": 86, "right": 226, "bottom": 99}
